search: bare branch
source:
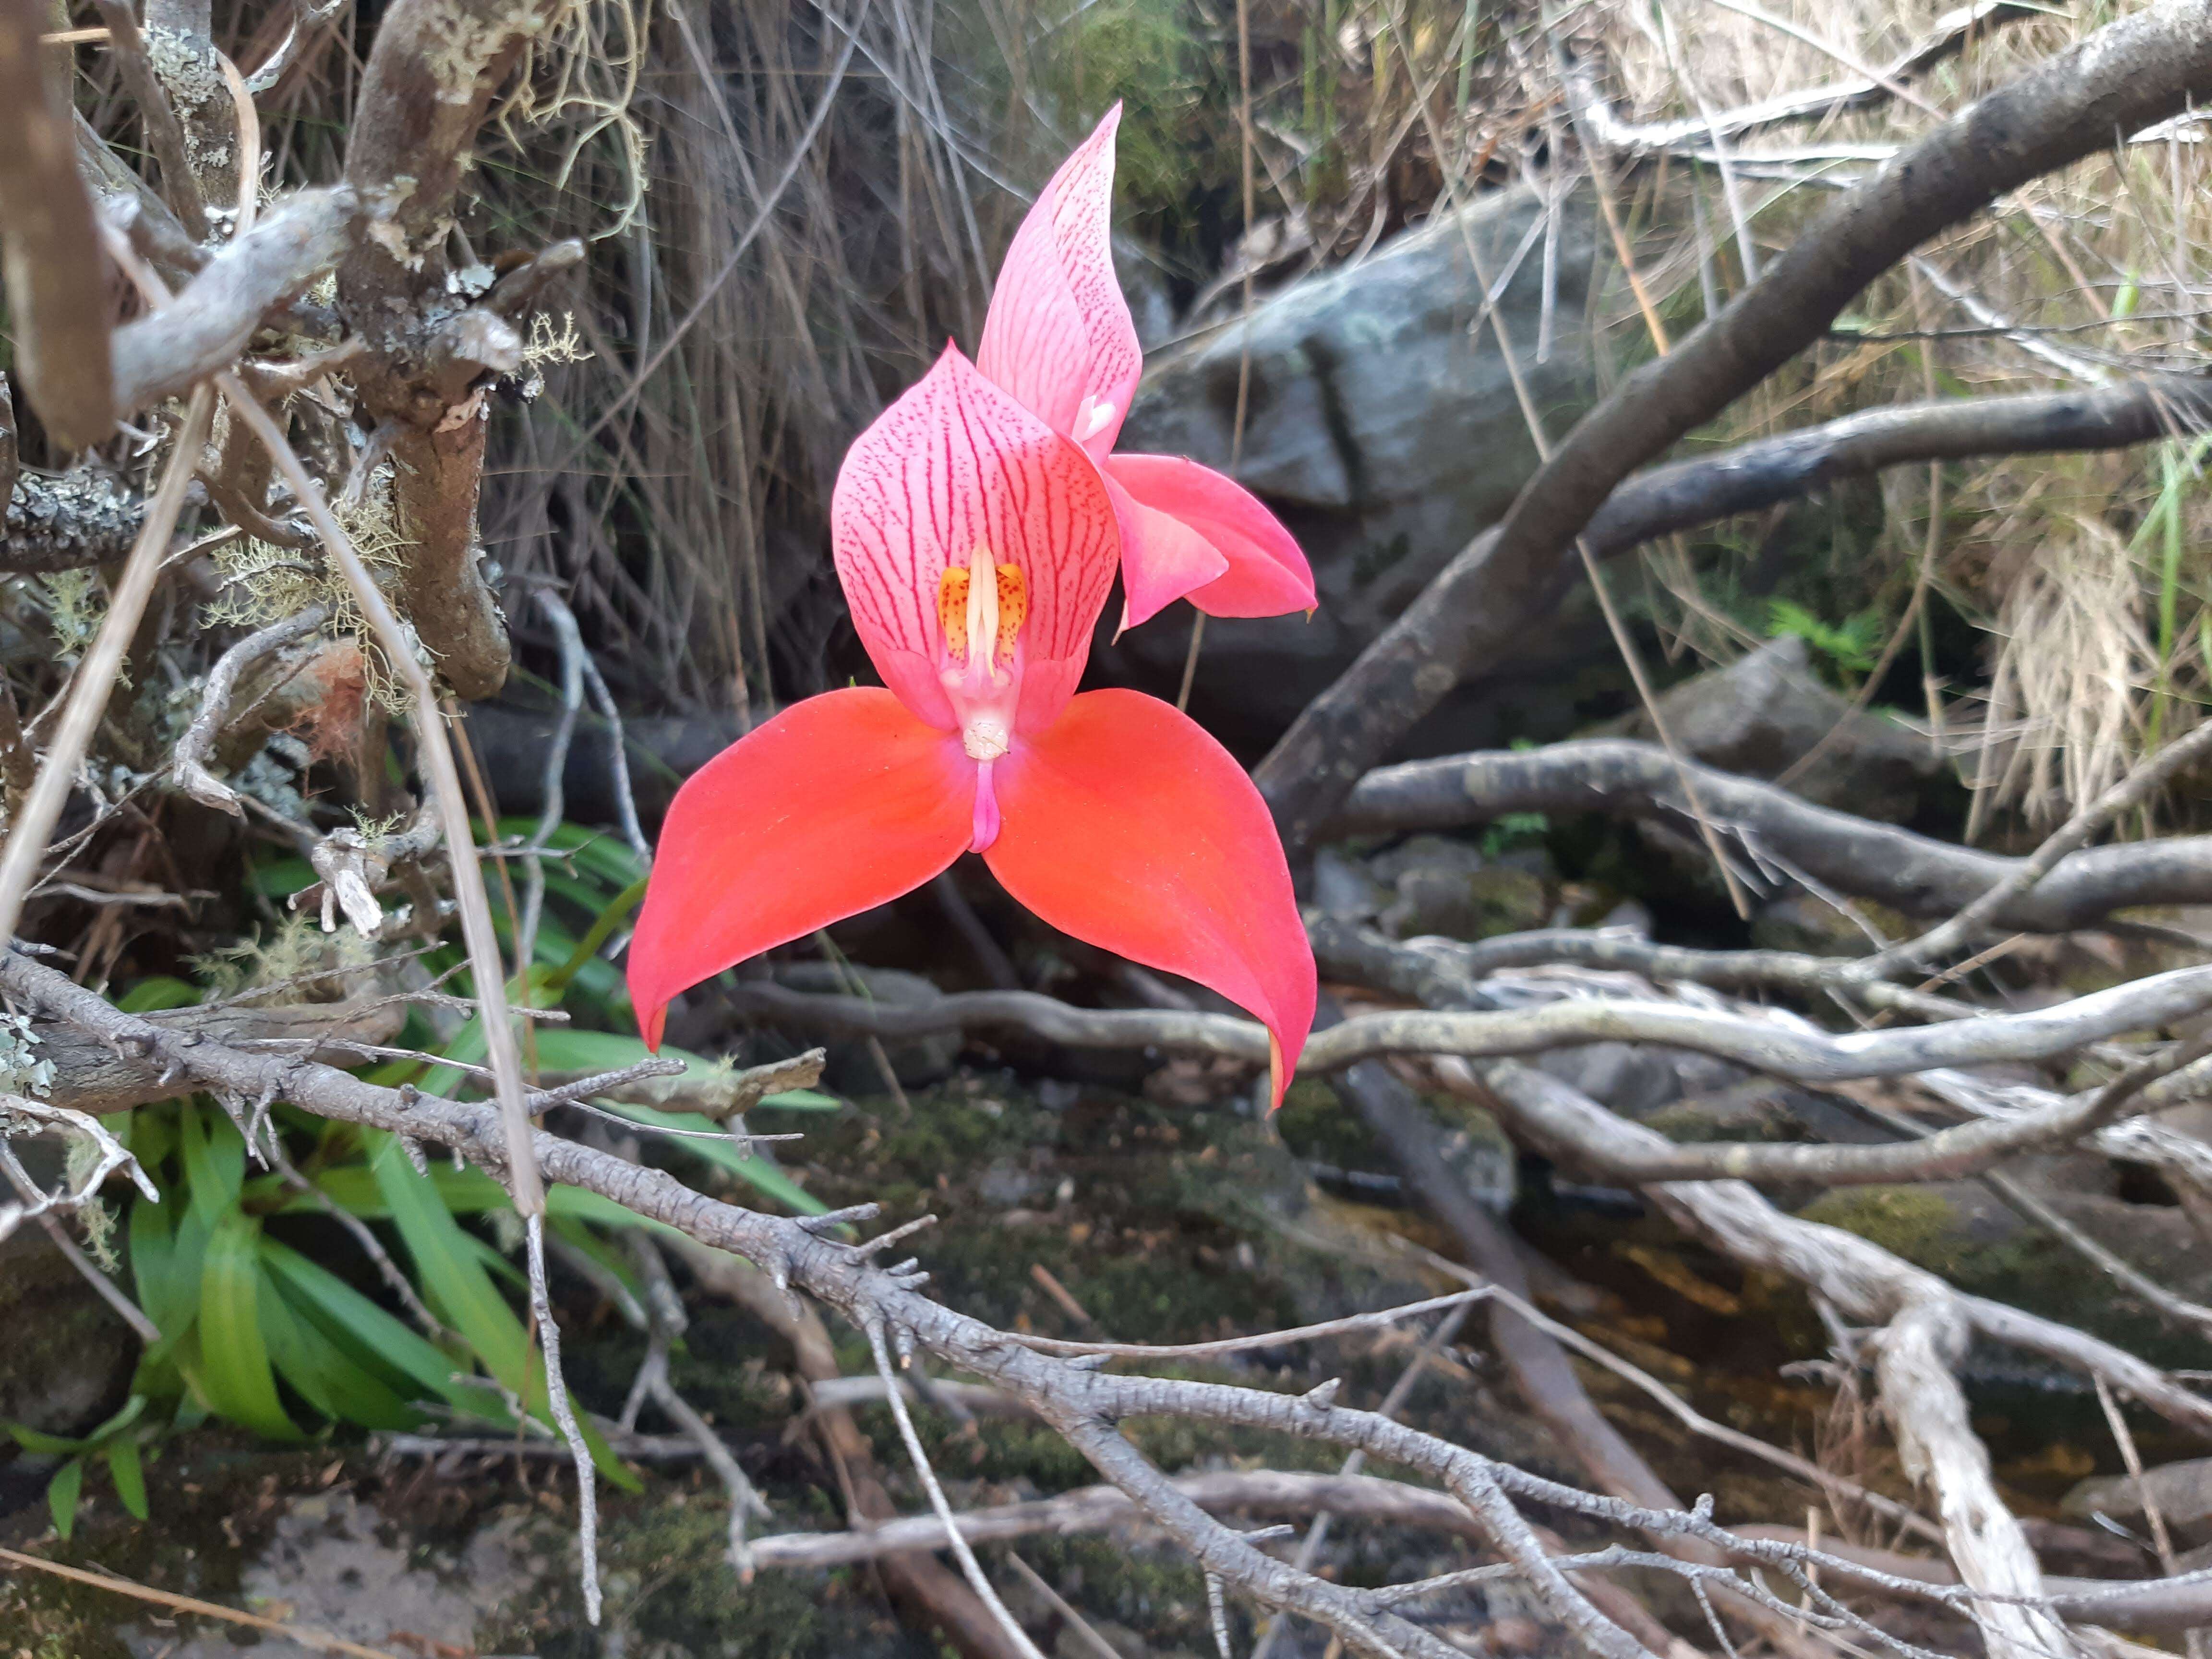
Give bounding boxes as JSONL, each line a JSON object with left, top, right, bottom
{"left": 1569, "top": 0, "right": 2039, "bottom": 156}
{"left": 333, "top": 0, "right": 571, "bottom": 700}
{"left": 0, "top": 388, "right": 213, "bottom": 945}
{"left": 749, "top": 1468, "right": 1489, "bottom": 1569}
{"left": 217, "top": 377, "right": 544, "bottom": 1216}
{"left": 172, "top": 604, "right": 330, "bottom": 813}
{"left": 1337, "top": 739, "right": 2212, "bottom": 931}
{"left": 141, "top": 0, "right": 238, "bottom": 222}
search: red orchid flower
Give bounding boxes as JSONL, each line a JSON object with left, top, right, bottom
{"left": 625, "top": 349, "right": 1317, "bottom": 1105}
{"left": 975, "top": 106, "right": 1316, "bottom": 631}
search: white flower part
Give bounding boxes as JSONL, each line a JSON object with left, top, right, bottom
{"left": 965, "top": 550, "right": 1002, "bottom": 671}
{"left": 1077, "top": 394, "right": 1118, "bottom": 442}
{"left": 962, "top": 717, "right": 1011, "bottom": 761}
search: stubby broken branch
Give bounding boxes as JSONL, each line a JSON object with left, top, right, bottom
{"left": 0, "top": 0, "right": 115, "bottom": 449}
{"left": 110, "top": 187, "right": 357, "bottom": 415}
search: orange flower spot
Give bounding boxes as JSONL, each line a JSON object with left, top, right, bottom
{"left": 994, "top": 563, "right": 1027, "bottom": 662}
{"left": 938, "top": 566, "right": 972, "bottom": 664}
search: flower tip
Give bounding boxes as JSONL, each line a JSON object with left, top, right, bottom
{"left": 638, "top": 1000, "right": 667, "bottom": 1053}
{"left": 1267, "top": 1032, "right": 1291, "bottom": 1114}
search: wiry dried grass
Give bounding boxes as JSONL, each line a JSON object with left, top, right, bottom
{"left": 1583, "top": 0, "right": 2212, "bottom": 836}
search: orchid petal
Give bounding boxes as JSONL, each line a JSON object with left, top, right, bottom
{"left": 627, "top": 689, "right": 974, "bottom": 1047}
{"left": 976, "top": 106, "right": 1142, "bottom": 462}
{"left": 1102, "top": 469, "right": 1229, "bottom": 632}
{"left": 984, "top": 689, "right": 1315, "bottom": 1107}
{"left": 1104, "top": 453, "right": 1317, "bottom": 621}
{"left": 830, "top": 345, "right": 1121, "bottom": 735}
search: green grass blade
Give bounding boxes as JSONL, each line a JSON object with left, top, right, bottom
{"left": 47, "top": 1458, "right": 83, "bottom": 1539}
{"left": 105, "top": 1440, "right": 148, "bottom": 1520}
{"left": 196, "top": 1211, "right": 300, "bottom": 1440}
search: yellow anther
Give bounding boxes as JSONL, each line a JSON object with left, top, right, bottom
{"left": 940, "top": 558, "right": 1028, "bottom": 670}
{"left": 994, "top": 564, "right": 1027, "bottom": 662}
{"left": 938, "top": 566, "right": 972, "bottom": 664}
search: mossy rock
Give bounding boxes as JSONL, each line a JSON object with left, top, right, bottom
{"left": 1796, "top": 1178, "right": 2212, "bottom": 1371}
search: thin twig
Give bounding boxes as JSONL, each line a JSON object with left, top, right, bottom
{"left": 34, "top": 1214, "right": 161, "bottom": 1345}
{"left": 526, "top": 1213, "right": 601, "bottom": 1622}
{"left": 0, "top": 389, "right": 214, "bottom": 945}
{"left": 867, "top": 1321, "right": 1050, "bottom": 1659}
{"left": 0, "top": 1546, "right": 401, "bottom": 1659}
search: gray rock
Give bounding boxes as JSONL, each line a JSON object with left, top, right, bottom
{"left": 1533, "top": 1042, "right": 1744, "bottom": 1121}
{"left": 124, "top": 1491, "right": 541, "bottom": 1659}
{"left": 2065, "top": 1458, "right": 2212, "bottom": 1539}
{"left": 1104, "top": 187, "right": 1600, "bottom": 741}
{"left": 1311, "top": 845, "right": 1389, "bottom": 921}
{"left": 0, "top": 1203, "right": 138, "bottom": 1438}
{"left": 777, "top": 962, "right": 961, "bottom": 1089}
{"left": 1613, "top": 634, "right": 1941, "bottom": 821}
{"left": 1343, "top": 833, "right": 1553, "bottom": 941}
{"left": 1750, "top": 893, "right": 1881, "bottom": 958}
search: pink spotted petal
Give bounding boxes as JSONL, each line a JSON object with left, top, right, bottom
{"left": 976, "top": 106, "right": 1142, "bottom": 462}
{"left": 830, "top": 344, "right": 1122, "bottom": 735}
{"left": 1104, "top": 453, "right": 1317, "bottom": 622}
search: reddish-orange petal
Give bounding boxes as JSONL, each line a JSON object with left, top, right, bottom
{"left": 984, "top": 689, "right": 1315, "bottom": 1106}
{"left": 627, "top": 689, "right": 975, "bottom": 1047}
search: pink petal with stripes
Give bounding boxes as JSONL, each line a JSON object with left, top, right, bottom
{"left": 976, "top": 106, "right": 1142, "bottom": 463}
{"left": 830, "top": 344, "right": 1122, "bottom": 735}
{"left": 1103, "top": 453, "right": 1316, "bottom": 622}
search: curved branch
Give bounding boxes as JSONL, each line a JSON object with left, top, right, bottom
{"left": 737, "top": 957, "right": 2212, "bottom": 1104}
{"left": 1338, "top": 739, "right": 2212, "bottom": 929}
{"left": 333, "top": 0, "right": 571, "bottom": 700}
{"left": 0, "top": 944, "right": 1656, "bottom": 1659}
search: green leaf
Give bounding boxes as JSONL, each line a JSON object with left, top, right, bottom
{"left": 757, "top": 1090, "right": 842, "bottom": 1113}
{"left": 261, "top": 1163, "right": 510, "bottom": 1219}
{"left": 196, "top": 1210, "right": 299, "bottom": 1439}
{"left": 369, "top": 1135, "right": 537, "bottom": 1395}
{"left": 80, "top": 1395, "right": 148, "bottom": 1448}
{"left": 259, "top": 1239, "right": 482, "bottom": 1414}
{"left": 367, "top": 1135, "right": 639, "bottom": 1489}
{"left": 105, "top": 1441, "right": 148, "bottom": 1520}
{"left": 542, "top": 875, "right": 649, "bottom": 997}
{"left": 180, "top": 1105, "right": 245, "bottom": 1232}
{"left": 117, "top": 977, "right": 199, "bottom": 1013}
{"left": 258, "top": 1273, "right": 417, "bottom": 1430}
{"left": 129, "top": 1180, "right": 197, "bottom": 1355}
{"left": 3, "top": 1421, "right": 86, "bottom": 1456}
{"left": 47, "top": 1458, "right": 83, "bottom": 1539}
